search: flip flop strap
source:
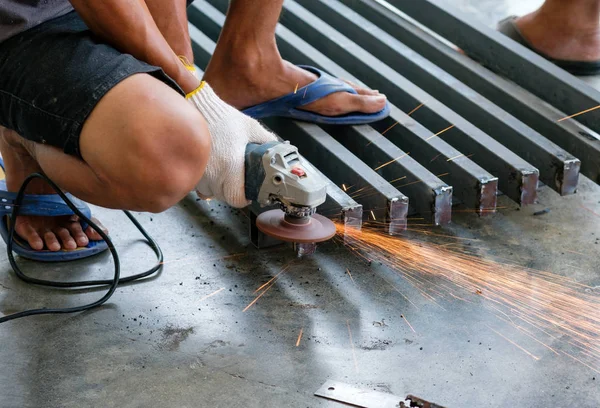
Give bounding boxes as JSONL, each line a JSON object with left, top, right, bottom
{"left": 0, "top": 157, "right": 91, "bottom": 218}
{"left": 0, "top": 183, "right": 91, "bottom": 219}
{"left": 243, "top": 65, "right": 357, "bottom": 117}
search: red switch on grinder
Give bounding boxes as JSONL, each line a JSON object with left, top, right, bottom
{"left": 291, "top": 167, "right": 306, "bottom": 177}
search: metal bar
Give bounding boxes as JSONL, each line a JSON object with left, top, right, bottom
{"left": 322, "top": 124, "right": 452, "bottom": 225}
{"left": 385, "top": 0, "right": 600, "bottom": 133}
{"left": 188, "top": 2, "right": 223, "bottom": 42}
{"left": 306, "top": 163, "right": 364, "bottom": 233}
{"left": 277, "top": 1, "right": 498, "bottom": 212}
{"left": 305, "top": 0, "right": 579, "bottom": 196}
{"left": 264, "top": 118, "right": 409, "bottom": 234}
{"left": 315, "top": 380, "right": 404, "bottom": 408}
{"left": 377, "top": 109, "right": 498, "bottom": 214}
{"left": 277, "top": 0, "right": 532, "bottom": 205}
{"left": 351, "top": 0, "right": 600, "bottom": 186}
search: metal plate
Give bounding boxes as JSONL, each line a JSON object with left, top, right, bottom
{"left": 314, "top": 380, "right": 403, "bottom": 408}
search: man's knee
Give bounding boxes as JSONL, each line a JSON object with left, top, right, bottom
{"left": 127, "top": 107, "right": 210, "bottom": 213}
{"left": 80, "top": 74, "right": 211, "bottom": 212}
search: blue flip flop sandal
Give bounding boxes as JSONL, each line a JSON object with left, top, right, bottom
{"left": 498, "top": 16, "right": 600, "bottom": 76}
{"left": 242, "top": 65, "right": 390, "bottom": 124}
{"left": 0, "top": 158, "right": 108, "bottom": 262}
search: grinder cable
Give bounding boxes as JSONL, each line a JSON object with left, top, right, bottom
{"left": 0, "top": 172, "right": 163, "bottom": 323}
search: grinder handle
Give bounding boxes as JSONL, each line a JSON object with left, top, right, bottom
{"left": 244, "top": 141, "right": 281, "bottom": 202}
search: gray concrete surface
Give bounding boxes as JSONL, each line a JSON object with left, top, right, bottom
{"left": 2, "top": 1, "right": 600, "bottom": 407}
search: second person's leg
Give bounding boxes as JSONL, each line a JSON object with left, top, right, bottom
{"left": 146, "top": 0, "right": 387, "bottom": 117}
{"left": 515, "top": 0, "right": 600, "bottom": 62}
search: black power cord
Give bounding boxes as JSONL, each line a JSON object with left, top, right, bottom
{"left": 0, "top": 172, "right": 163, "bottom": 323}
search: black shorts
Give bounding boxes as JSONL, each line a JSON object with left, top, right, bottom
{"left": 0, "top": 11, "right": 184, "bottom": 158}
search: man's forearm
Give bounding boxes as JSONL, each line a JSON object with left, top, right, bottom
{"left": 69, "top": 0, "right": 199, "bottom": 93}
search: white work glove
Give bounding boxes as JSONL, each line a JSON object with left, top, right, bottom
{"left": 187, "top": 81, "right": 277, "bottom": 208}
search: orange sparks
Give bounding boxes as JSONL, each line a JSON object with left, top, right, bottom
{"left": 488, "top": 326, "right": 540, "bottom": 361}
{"left": 366, "top": 103, "right": 422, "bottom": 146}
{"left": 199, "top": 287, "right": 225, "bottom": 302}
{"left": 243, "top": 280, "right": 275, "bottom": 312}
{"left": 346, "top": 320, "right": 359, "bottom": 373}
{"left": 446, "top": 153, "right": 465, "bottom": 162}
{"left": 335, "top": 222, "right": 600, "bottom": 372}
{"left": 407, "top": 102, "right": 425, "bottom": 116}
{"left": 244, "top": 263, "right": 292, "bottom": 312}
{"left": 564, "top": 249, "right": 587, "bottom": 256}
{"left": 342, "top": 183, "right": 348, "bottom": 191}
{"left": 557, "top": 104, "right": 600, "bottom": 122}
{"left": 401, "top": 314, "right": 416, "bottom": 333}
{"left": 390, "top": 176, "right": 407, "bottom": 183}
{"left": 380, "top": 121, "right": 400, "bottom": 136}
{"left": 346, "top": 268, "right": 356, "bottom": 285}
{"left": 426, "top": 124, "right": 455, "bottom": 141}
{"left": 254, "top": 264, "right": 290, "bottom": 294}
{"left": 373, "top": 152, "right": 410, "bottom": 171}
{"left": 296, "top": 328, "right": 304, "bottom": 347}
{"left": 370, "top": 210, "right": 377, "bottom": 221}
{"left": 293, "top": 83, "right": 299, "bottom": 94}
{"left": 580, "top": 204, "right": 600, "bottom": 218}
{"left": 561, "top": 350, "right": 600, "bottom": 375}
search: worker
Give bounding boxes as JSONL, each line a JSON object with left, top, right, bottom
{"left": 0, "top": 1, "right": 389, "bottom": 260}
{"left": 499, "top": 0, "right": 600, "bottom": 75}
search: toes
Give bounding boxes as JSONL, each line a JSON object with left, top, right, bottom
{"left": 346, "top": 94, "right": 387, "bottom": 114}
{"left": 68, "top": 221, "right": 89, "bottom": 247}
{"left": 302, "top": 90, "right": 387, "bottom": 116}
{"left": 54, "top": 227, "right": 77, "bottom": 250}
{"left": 43, "top": 231, "right": 61, "bottom": 252}
{"left": 17, "top": 223, "right": 44, "bottom": 251}
{"left": 342, "top": 79, "right": 380, "bottom": 96}
{"left": 85, "top": 217, "right": 108, "bottom": 241}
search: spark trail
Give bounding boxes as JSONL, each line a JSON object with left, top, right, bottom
{"left": 337, "top": 223, "right": 600, "bottom": 372}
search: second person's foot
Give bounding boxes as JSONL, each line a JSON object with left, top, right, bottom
{"left": 203, "top": 44, "right": 387, "bottom": 118}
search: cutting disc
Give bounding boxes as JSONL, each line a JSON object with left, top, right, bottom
{"left": 256, "top": 209, "right": 336, "bottom": 243}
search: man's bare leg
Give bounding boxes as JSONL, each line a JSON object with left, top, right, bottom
{"left": 516, "top": 0, "right": 600, "bottom": 61}
{"left": 0, "top": 74, "right": 210, "bottom": 251}
{"left": 144, "top": 0, "right": 194, "bottom": 62}
{"left": 146, "top": 0, "right": 387, "bottom": 116}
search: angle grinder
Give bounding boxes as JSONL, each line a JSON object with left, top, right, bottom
{"left": 245, "top": 141, "right": 336, "bottom": 254}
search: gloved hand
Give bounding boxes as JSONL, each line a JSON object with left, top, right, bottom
{"left": 187, "top": 81, "right": 277, "bottom": 208}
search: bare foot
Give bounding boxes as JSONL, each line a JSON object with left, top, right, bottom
{"left": 516, "top": 7, "right": 600, "bottom": 62}
{"left": 0, "top": 127, "right": 107, "bottom": 251}
{"left": 204, "top": 44, "right": 387, "bottom": 116}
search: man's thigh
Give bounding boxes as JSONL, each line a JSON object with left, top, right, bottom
{"left": 0, "top": 11, "right": 183, "bottom": 159}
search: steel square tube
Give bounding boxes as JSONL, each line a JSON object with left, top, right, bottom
{"left": 322, "top": 124, "right": 452, "bottom": 225}
{"left": 187, "top": 22, "right": 214, "bottom": 69}
{"left": 350, "top": 0, "right": 600, "bottom": 186}
{"left": 304, "top": 0, "right": 579, "bottom": 196}
{"left": 385, "top": 0, "right": 600, "bottom": 133}
{"left": 278, "top": 1, "right": 540, "bottom": 203}
{"left": 264, "top": 118, "right": 409, "bottom": 234}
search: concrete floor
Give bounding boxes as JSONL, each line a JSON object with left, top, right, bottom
{"left": 2, "top": 1, "right": 600, "bottom": 407}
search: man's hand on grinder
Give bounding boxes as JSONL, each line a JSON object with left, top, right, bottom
{"left": 187, "top": 81, "right": 277, "bottom": 208}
